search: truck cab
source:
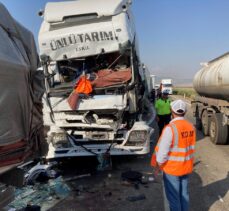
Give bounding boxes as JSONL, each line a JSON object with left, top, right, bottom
{"left": 38, "top": 0, "right": 155, "bottom": 158}
{"left": 161, "top": 79, "right": 173, "bottom": 95}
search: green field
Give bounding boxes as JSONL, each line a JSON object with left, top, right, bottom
{"left": 173, "top": 87, "right": 197, "bottom": 99}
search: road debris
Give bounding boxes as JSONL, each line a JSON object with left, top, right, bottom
{"left": 121, "top": 170, "right": 150, "bottom": 190}
{"left": 121, "top": 180, "right": 132, "bottom": 186}
{"left": 64, "top": 173, "right": 91, "bottom": 182}
{"left": 218, "top": 195, "right": 224, "bottom": 203}
{"left": 0, "top": 184, "right": 15, "bottom": 208}
{"left": 126, "top": 194, "right": 146, "bottom": 202}
{"left": 24, "top": 161, "right": 58, "bottom": 185}
{"left": 141, "top": 176, "right": 148, "bottom": 184}
{"left": 97, "top": 152, "right": 112, "bottom": 171}
{"left": 121, "top": 170, "right": 142, "bottom": 183}
{"left": 104, "top": 192, "right": 112, "bottom": 197}
{"left": 18, "top": 204, "right": 41, "bottom": 211}
{"left": 6, "top": 177, "right": 70, "bottom": 210}
{"left": 148, "top": 177, "right": 155, "bottom": 182}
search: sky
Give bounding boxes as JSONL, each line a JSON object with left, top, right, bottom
{"left": 1, "top": 0, "right": 229, "bottom": 82}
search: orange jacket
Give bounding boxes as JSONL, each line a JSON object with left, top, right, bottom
{"left": 151, "top": 119, "right": 196, "bottom": 176}
{"left": 75, "top": 76, "right": 92, "bottom": 94}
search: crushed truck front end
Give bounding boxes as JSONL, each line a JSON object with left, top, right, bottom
{"left": 39, "top": 0, "right": 155, "bottom": 159}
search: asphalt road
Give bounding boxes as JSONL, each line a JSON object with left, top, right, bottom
{"left": 51, "top": 96, "right": 229, "bottom": 211}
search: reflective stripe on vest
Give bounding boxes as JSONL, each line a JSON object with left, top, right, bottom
{"left": 170, "top": 145, "right": 195, "bottom": 153}
{"left": 168, "top": 154, "right": 194, "bottom": 162}
{"left": 170, "top": 123, "right": 179, "bottom": 146}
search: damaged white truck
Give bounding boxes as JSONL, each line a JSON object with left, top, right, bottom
{"left": 39, "top": 0, "right": 155, "bottom": 158}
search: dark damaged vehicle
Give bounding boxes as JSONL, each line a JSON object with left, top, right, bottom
{"left": 0, "top": 3, "right": 44, "bottom": 174}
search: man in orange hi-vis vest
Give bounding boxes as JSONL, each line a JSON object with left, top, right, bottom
{"left": 151, "top": 99, "right": 196, "bottom": 211}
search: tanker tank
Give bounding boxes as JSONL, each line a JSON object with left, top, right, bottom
{"left": 193, "top": 52, "right": 229, "bottom": 101}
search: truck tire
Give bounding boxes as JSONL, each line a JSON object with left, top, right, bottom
{"left": 201, "top": 110, "right": 209, "bottom": 136}
{"left": 195, "top": 117, "right": 202, "bottom": 130}
{"left": 209, "top": 113, "right": 228, "bottom": 145}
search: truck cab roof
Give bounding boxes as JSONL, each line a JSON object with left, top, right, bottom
{"left": 44, "top": 0, "right": 132, "bottom": 23}
{"left": 39, "top": 0, "right": 136, "bottom": 61}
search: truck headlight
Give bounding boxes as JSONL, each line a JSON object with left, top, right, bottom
{"left": 126, "top": 130, "right": 147, "bottom": 146}
{"left": 51, "top": 133, "right": 71, "bottom": 148}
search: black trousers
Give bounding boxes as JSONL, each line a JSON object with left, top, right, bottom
{"left": 157, "top": 114, "right": 171, "bottom": 135}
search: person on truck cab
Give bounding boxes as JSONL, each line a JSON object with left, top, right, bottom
{"left": 151, "top": 99, "right": 196, "bottom": 211}
{"left": 155, "top": 91, "right": 171, "bottom": 134}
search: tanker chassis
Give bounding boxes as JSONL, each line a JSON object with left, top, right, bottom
{"left": 192, "top": 53, "right": 229, "bottom": 145}
{"left": 192, "top": 96, "right": 229, "bottom": 144}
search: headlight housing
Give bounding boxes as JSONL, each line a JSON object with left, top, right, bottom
{"left": 126, "top": 130, "right": 147, "bottom": 146}
{"left": 51, "top": 133, "right": 71, "bottom": 148}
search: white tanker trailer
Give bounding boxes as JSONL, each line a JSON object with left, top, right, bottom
{"left": 192, "top": 52, "right": 229, "bottom": 144}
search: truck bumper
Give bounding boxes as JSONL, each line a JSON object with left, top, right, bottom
{"left": 46, "top": 142, "right": 150, "bottom": 158}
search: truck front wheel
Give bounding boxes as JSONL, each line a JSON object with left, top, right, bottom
{"left": 209, "top": 113, "right": 228, "bottom": 145}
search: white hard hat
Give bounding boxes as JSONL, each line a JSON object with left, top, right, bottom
{"left": 171, "top": 100, "right": 186, "bottom": 114}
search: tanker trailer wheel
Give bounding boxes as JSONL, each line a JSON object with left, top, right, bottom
{"left": 195, "top": 117, "right": 202, "bottom": 130}
{"left": 209, "top": 113, "right": 228, "bottom": 145}
{"left": 201, "top": 110, "right": 209, "bottom": 136}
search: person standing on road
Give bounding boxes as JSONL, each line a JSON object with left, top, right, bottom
{"left": 151, "top": 99, "right": 196, "bottom": 211}
{"left": 155, "top": 91, "right": 171, "bottom": 134}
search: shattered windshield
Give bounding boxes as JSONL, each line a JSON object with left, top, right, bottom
{"left": 48, "top": 51, "right": 132, "bottom": 90}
